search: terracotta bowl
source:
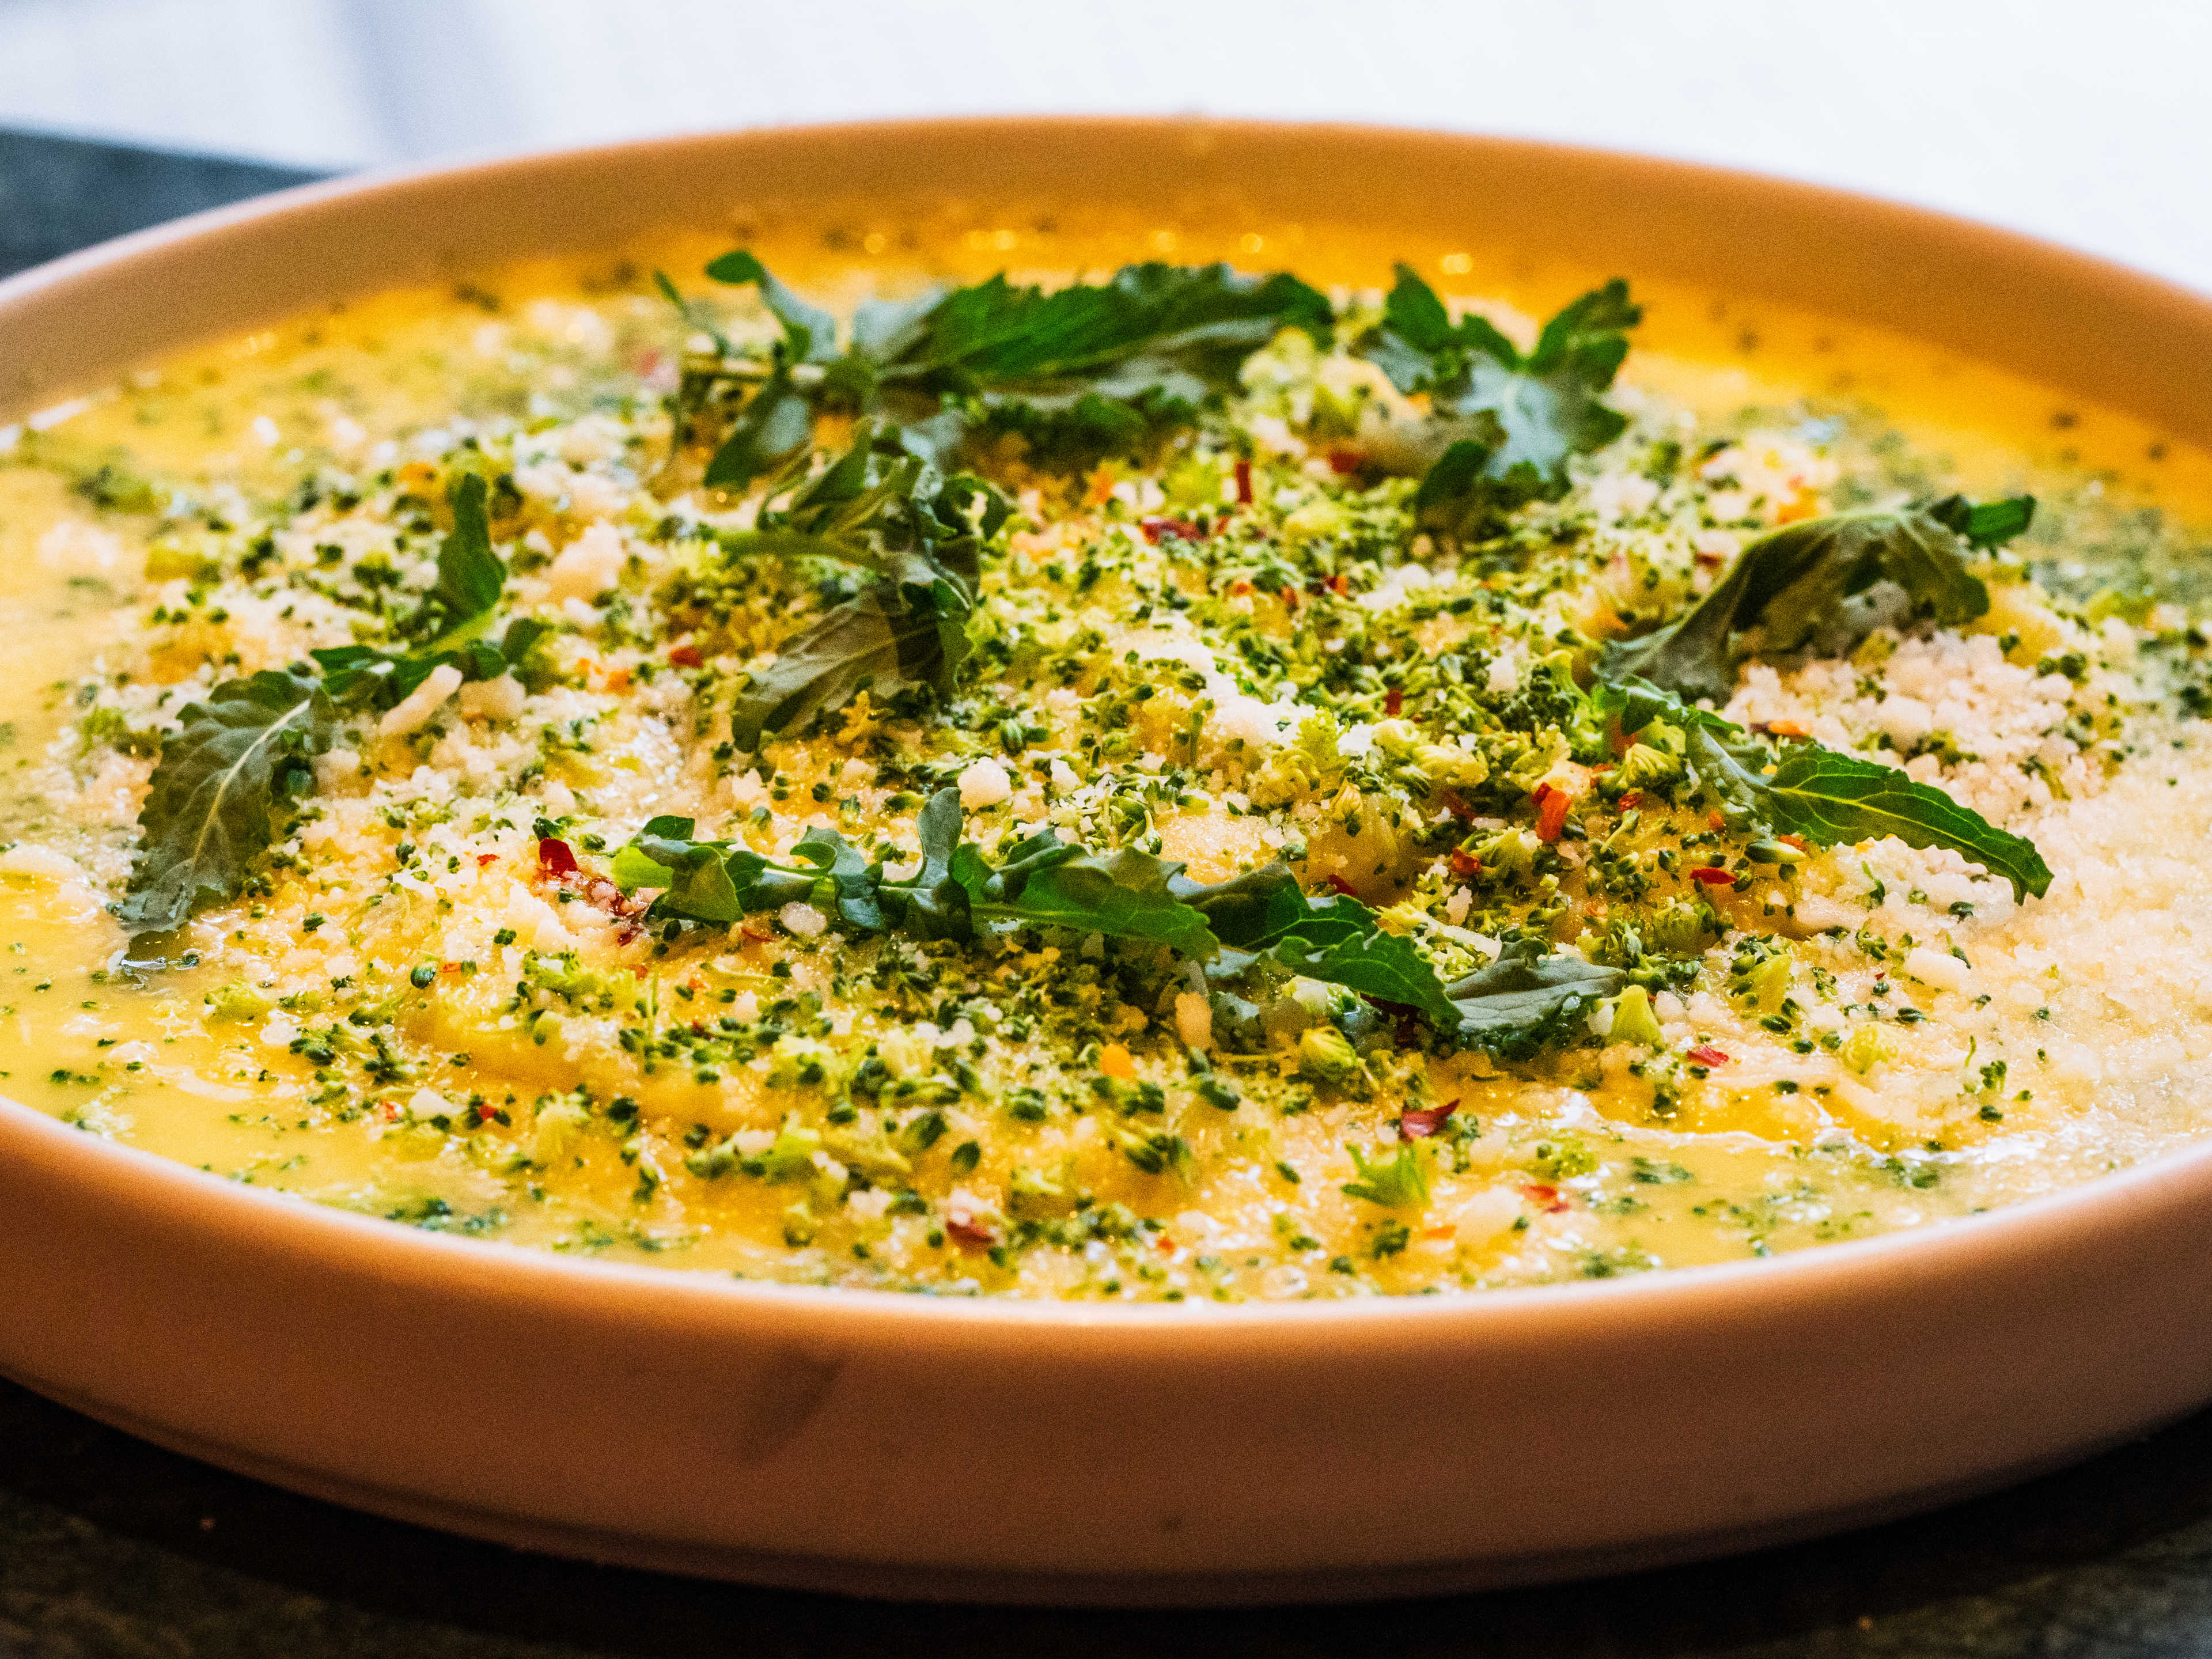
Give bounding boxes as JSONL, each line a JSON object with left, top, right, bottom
{"left": 3, "top": 119, "right": 2209, "bottom": 1606}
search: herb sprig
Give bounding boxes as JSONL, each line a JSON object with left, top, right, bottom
{"left": 665, "top": 255, "right": 1333, "bottom": 472}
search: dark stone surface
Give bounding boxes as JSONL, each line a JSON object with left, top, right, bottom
{"left": 3, "top": 125, "right": 2210, "bottom": 1657}
{"left": 0, "top": 127, "right": 321, "bottom": 281}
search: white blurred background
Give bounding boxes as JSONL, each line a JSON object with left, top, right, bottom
{"left": 1, "top": 0, "right": 2207, "bottom": 290}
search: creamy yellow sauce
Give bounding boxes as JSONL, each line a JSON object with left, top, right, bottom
{"left": 1, "top": 211, "right": 2207, "bottom": 1299}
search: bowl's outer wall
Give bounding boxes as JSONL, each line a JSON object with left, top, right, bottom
{"left": 2, "top": 120, "right": 2210, "bottom": 1595}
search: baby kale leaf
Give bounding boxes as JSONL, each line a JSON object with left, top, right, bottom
{"left": 720, "top": 425, "right": 1010, "bottom": 748}
{"left": 1602, "top": 501, "right": 2024, "bottom": 702}
{"left": 1361, "top": 265, "right": 1640, "bottom": 524}
{"left": 1177, "top": 863, "right": 1461, "bottom": 1026}
{"left": 118, "top": 669, "right": 336, "bottom": 936}
{"left": 410, "top": 473, "right": 504, "bottom": 647}
{"left": 1597, "top": 677, "right": 2052, "bottom": 900}
{"left": 1444, "top": 943, "right": 1626, "bottom": 1060}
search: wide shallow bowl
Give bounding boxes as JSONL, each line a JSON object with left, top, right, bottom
{"left": 3, "top": 119, "right": 2211, "bottom": 1607}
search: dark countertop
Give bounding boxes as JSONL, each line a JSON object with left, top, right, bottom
{"left": 4, "top": 126, "right": 2212, "bottom": 1659}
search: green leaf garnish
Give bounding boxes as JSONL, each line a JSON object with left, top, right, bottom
{"left": 412, "top": 473, "right": 504, "bottom": 647}
{"left": 703, "top": 250, "right": 839, "bottom": 366}
{"left": 1602, "top": 501, "right": 2024, "bottom": 703}
{"left": 1442, "top": 942, "right": 1626, "bottom": 1060}
{"left": 669, "top": 255, "right": 1332, "bottom": 471}
{"left": 1360, "top": 266, "right": 1640, "bottom": 520}
{"left": 719, "top": 425, "right": 1009, "bottom": 748}
{"left": 1597, "top": 677, "right": 2052, "bottom": 900}
{"left": 118, "top": 670, "right": 336, "bottom": 936}
{"left": 1177, "top": 864, "right": 1461, "bottom": 1027}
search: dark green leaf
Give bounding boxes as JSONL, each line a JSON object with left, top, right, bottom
{"left": 876, "top": 262, "right": 1332, "bottom": 397}
{"left": 726, "top": 588, "right": 947, "bottom": 752}
{"left": 1445, "top": 943, "right": 1624, "bottom": 1059}
{"left": 1601, "top": 505, "right": 1995, "bottom": 703}
{"left": 1179, "top": 863, "right": 1460, "bottom": 1026}
{"left": 1599, "top": 676, "right": 2051, "bottom": 900}
{"left": 702, "top": 372, "right": 814, "bottom": 493}
{"left": 974, "top": 844, "right": 1219, "bottom": 957}
{"left": 1926, "top": 491, "right": 2036, "bottom": 550}
{"left": 415, "top": 473, "right": 503, "bottom": 647}
{"left": 719, "top": 427, "right": 1010, "bottom": 747}
{"left": 1760, "top": 745, "right": 2051, "bottom": 900}
{"left": 703, "top": 250, "right": 839, "bottom": 365}
{"left": 1362, "top": 266, "right": 1639, "bottom": 505}
{"left": 118, "top": 670, "right": 336, "bottom": 935}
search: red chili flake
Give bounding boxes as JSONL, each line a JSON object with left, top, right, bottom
{"left": 1533, "top": 782, "right": 1571, "bottom": 843}
{"left": 1689, "top": 866, "right": 1738, "bottom": 887}
{"left": 1279, "top": 586, "right": 1300, "bottom": 611}
{"left": 1326, "top": 573, "right": 1349, "bottom": 596}
{"left": 740, "top": 924, "right": 774, "bottom": 944}
{"left": 1400, "top": 1100, "right": 1458, "bottom": 1139}
{"left": 1778, "top": 833, "right": 1810, "bottom": 853}
{"left": 1228, "top": 578, "right": 1253, "bottom": 597}
{"left": 442, "top": 961, "right": 463, "bottom": 975}
{"left": 1234, "top": 458, "right": 1253, "bottom": 505}
{"left": 1321, "top": 873, "right": 1359, "bottom": 897}
{"left": 1687, "top": 1044, "right": 1732, "bottom": 1066}
{"left": 1694, "top": 546, "right": 1729, "bottom": 566}
{"left": 1384, "top": 687, "right": 1404, "bottom": 718}
{"left": 668, "top": 642, "right": 703, "bottom": 668}
{"left": 946, "top": 1213, "right": 998, "bottom": 1248}
{"left": 1521, "top": 1181, "right": 1570, "bottom": 1214}
{"left": 1448, "top": 848, "right": 1483, "bottom": 877}
{"left": 538, "top": 837, "right": 579, "bottom": 876}
{"left": 1140, "top": 516, "right": 1206, "bottom": 546}
{"left": 475, "top": 853, "right": 499, "bottom": 868}
{"left": 1617, "top": 791, "right": 1642, "bottom": 809}
{"left": 1327, "top": 448, "right": 1363, "bottom": 475}
{"left": 378, "top": 1100, "right": 402, "bottom": 1123}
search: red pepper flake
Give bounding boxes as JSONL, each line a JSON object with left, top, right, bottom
{"left": 1694, "top": 546, "right": 1729, "bottom": 566}
{"left": 1279, "top": 586, "right": 1300, "bottom": 611}
{"left": 378, "top": 1100, "right": 402, "bottom": 1123}
{"left": 1753, "top": 717, "right": 1812, "bottom": 739}
{"left": 1400, "top": 1100, "right": 1458, "bottom": 1139}
{"left": 475, "top": 853, "right": 499, "bottom": 868}
{"left": 1321, "top": 873, "right": 1359, "bottom": 897}
{"left": 1326, "top": 573, "right": 1349, "bottom": 596}
{"left": 1326, "top": 447, "right": 1364, "bottom": 476}
{"left": 1533, "top": 782, "right": 1571, "bottom": 843}
{"left": 441, "top": 961, "right": 463, "bottom": 975}
{"left": 1778, "top": 833, "right": 1810, "bottom": 853}
{"left": 1448, "top": 848, "right": 1483, "bottom": 877}
{"left": 1228, "top": 578, "right": 1253, "bottom": 597}
{"left": 945, "top": 1213, "right": 998, "bottom": 1248}
{"left": 1707, "top": 810, "right": 1728, "bottom": 831}
{"left": 1384, "top": 687, "right": 1404, "bottom": 718}
{"left": 1687, "top": 1044, "right": 1732, "bottom": 1066}
{"left": 1139, "top": 516, "right": 1206, "bottom": 546}
{"left": 538, "top": 837, "right": 579, "bottom": 876}
{"left": 1234, "top": 458, "right": 1253, "bottom": 505}
{"left": 740, "top": 924, "right": 774, "bottom": 944}
{"left": 1689, "top": 866, "right": 1737, "bottom": 887}
{"left": 668, "top": 642, "right": 703, "bottom": 668}
{"left": 1521, "top": 1181, "right": 1570, "bottom": 1214}
{"left": 1617, "top": 791, "right": 1642, "bottom": 809}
